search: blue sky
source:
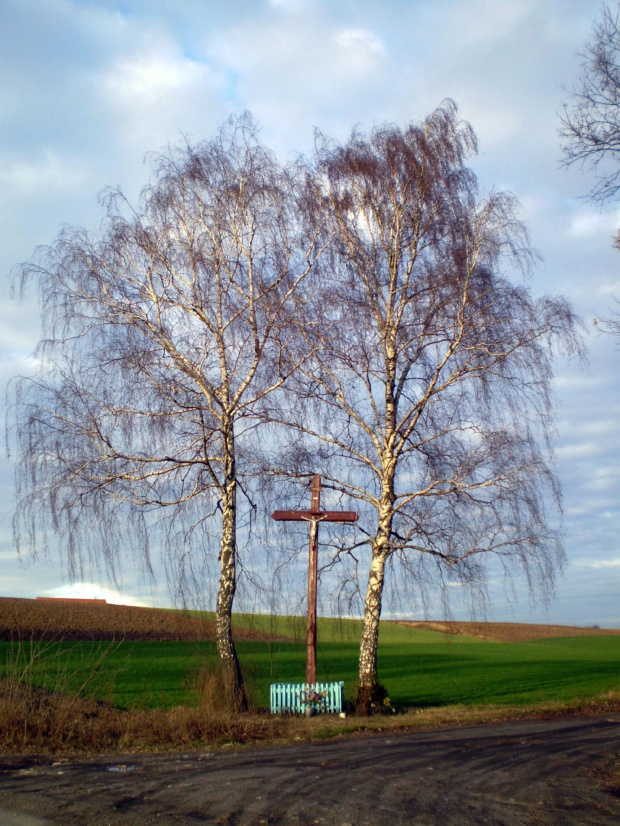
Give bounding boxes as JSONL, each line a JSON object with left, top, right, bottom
{"left": 1, "top": 0, "right": 618, "bottom": 625}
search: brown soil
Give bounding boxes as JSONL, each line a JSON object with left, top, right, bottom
{"left": 395, "top": 620, "right": 620, "bottom": 642}
{"left": 36, "top": 597, "right": 108, "bottom": 604}
{"left": 0, "top": 597, "right": 288, "bottom": 642}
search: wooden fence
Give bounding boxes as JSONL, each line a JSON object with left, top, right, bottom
{"left": 269, "top": 681, "right": 345, "bottom": 714}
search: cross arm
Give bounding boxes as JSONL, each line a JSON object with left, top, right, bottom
{"left": 271, "top": 510, "right": 358, "bottom": 522}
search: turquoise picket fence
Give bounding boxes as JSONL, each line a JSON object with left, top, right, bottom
{"left": 269, "top": 681, "right": 345, "bottom": 714}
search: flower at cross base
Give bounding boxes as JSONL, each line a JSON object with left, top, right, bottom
{"left": 300, "top": 688, "right": 328, "bottom": 708}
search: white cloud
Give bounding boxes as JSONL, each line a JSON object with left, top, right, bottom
{"left": 104, "top": 52, "right": 211, "bottom": 103}
{"left": 42, "top": 583, "right": 155, "bottom": 607}
{"left": 207, "top": 11, "right": 392, "bottom": 152}
{"left": 100, "top": 38, "right": 224, "bottom": 154}
{"left": 564, "top": 504, "right": 590, "bottom": 518}
{"left": 582, "top": 466, "right": 620, "bottom": 493}
{"left": 569, "top": 209, "right": 618, "bottom": 239}
{"left": 269, "top": 0, "right": 312, "bottom": 10}
{"left": 578, "top": 418, "right": 619, "bottom": 437}
{"left": 553, "top": 373, "right": 600, "bottom": 390}
{"left": 555, "top": 442, "right": 600, "bottom": 461}
{"left": 591, "top": 559, "right": 620, "bottom": 569}
{"left": 0, "top": 296, "right": 42, "bottom": 351}
{"left": 457, "top": 103, "right": 522, "bottom": 147}
{"left": 444, "top": 0, "right": 535, "bottom": 48}
{"left": 335, "top": 28, "right": 385, "bottom": 56}
{"left": 0, "top": 151, "right": 90, "bottom": 197}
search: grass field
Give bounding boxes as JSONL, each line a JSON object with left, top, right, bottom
{"left": 2, "top": 618, "right": 619, "bottom": 711}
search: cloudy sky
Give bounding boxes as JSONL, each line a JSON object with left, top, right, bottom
{"left": 1, "top": 0, "right": 618, "bottom": 625}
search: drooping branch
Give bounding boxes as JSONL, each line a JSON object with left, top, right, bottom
{"left": 560, "top": 3, "right": 620, "bottom": 204}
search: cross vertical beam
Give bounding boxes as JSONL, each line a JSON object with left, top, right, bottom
{"left": 271, "top": 475, "right": 358, "bottom": 686}
{"left": 306, "top": 475, "right": 320, "bottom": 684}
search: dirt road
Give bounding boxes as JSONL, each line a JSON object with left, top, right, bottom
{"left": 0, "top": 715, "right": 619, "bottom": 825}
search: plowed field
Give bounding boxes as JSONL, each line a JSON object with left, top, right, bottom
{"left": 0, "top": 597, "right": 287, "bottom": 642}
{"left": 395, "top": 620, "right": 620, "bottom": 641}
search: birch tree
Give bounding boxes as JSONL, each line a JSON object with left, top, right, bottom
{"left": 10, "top": 115, "right": 321, "bottom": 711}
{"left": 286, "top": 102, "right": 580, "bottom": 709}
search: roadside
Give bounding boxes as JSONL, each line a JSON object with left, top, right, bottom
{"left": 2, "top": 674, "right": 619, "bottom": 755}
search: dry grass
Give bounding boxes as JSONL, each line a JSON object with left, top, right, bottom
{"left": 395, "top": 620, "right": 620, "bottom": 642}
{"left": 2, "top": 674, "right": 618, "bottom": 755}
{"left": 0, "top": 597, "right": 288, "bottom": 642}
{"left": 0, "top": 678, "right": 292, "bottom": 752}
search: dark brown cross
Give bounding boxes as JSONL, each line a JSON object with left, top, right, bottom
{"left": 272, "top": 475, "right": 358, "bottom": 685}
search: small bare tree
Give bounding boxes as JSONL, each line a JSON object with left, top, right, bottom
{"left": 560, "top": 3, "right": 620, "bottom": 336}
{"left": 9, "top": 115, "right": 322, "bottom": 711}
{"left": 560, "top": 2, "right": 620, "bottom": 206}
{"left": 283, "top": 102, "right": 580, "bottom": 708}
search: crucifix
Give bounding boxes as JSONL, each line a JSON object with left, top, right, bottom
{"left": 271, "top": 475, "right": 358, "bottom": 685}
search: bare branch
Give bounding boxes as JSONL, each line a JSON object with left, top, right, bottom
{"left": 560, "top": 3, "right": 620, "bottom": 203}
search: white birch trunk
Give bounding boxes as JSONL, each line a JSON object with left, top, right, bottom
{"left": 358, "top": 486, "right": 393, "bottom": 711}
{"left": 358, "top": 550, "right": 386, "bottom": 689}
{"left": 215, "top": 427, "right": 247, "bottom": 712}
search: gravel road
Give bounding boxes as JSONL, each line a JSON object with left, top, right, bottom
{"left": 0, "top": 714, "right": 619, "bottom": 825}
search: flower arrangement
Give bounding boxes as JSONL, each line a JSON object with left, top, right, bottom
{"left": 300, "top": 688, "right": 328, "bottom": 713}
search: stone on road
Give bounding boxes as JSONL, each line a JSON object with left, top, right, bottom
{"left": 0, "top": 810, "right": 52, "bottom": 825}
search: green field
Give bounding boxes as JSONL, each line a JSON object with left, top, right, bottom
{"left": 2, "top": 617, "right": 619, "bottom": 711}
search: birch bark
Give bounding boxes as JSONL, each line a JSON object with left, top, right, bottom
{"left": 215, "top": 454, "right": 247, "bottom": 711}
{"left": 358, "top": 471, "right": 394, "bottom": 707}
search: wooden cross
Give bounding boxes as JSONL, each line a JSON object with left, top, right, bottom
{"left": 271, "top": 475, "right": 358, "bottom": 684}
